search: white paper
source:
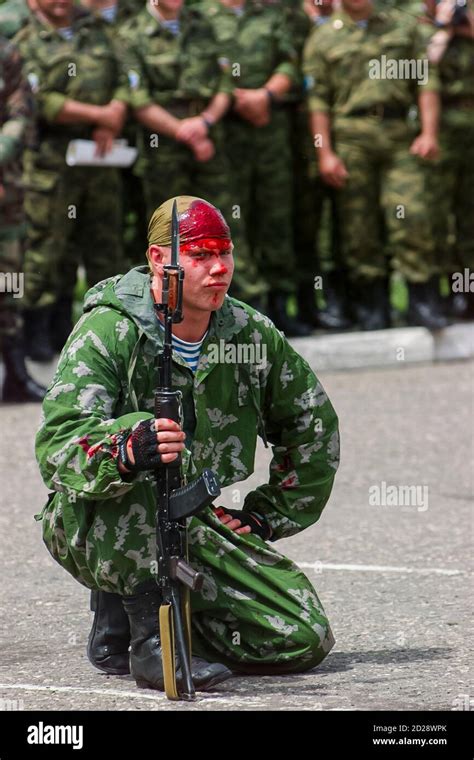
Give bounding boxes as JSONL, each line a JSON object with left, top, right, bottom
{"left": 65, "top": 139, "right": 138, "bottom": 168}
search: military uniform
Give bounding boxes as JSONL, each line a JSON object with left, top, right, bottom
{"left": 203, "top": 0, "right": 299, "bottom": 298}
{"left": 87, "top": 0, "right": 148, "bottom": 268}
{"left": 0, "top": 35, "right": 44, "bottom": 401}
{"left": 14, "top": 7, "right": 128, "bottom": 315}
{"left": 426, "top": 34, "right": 474, "bottom": 278}
{"left": 303, "top": 8, "right": 438, "bottom": 287}
{"left": 35, "top": 266, "right": 339, "bottom": 673}
{"left": 117, "top": 5, "right": 263, "bottom": 298}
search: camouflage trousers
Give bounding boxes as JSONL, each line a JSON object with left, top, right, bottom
{"left": 225, "top": 109, "right": 295, "bottom": 293}
{"left": 22, "top": 157, "right": 125, "bottom": 308}
{"left": 136, "top": 124, "right": 265, "bottom": 301}
{"left": 424, "top": 125, "right": 474, "bottom": 274}
{"left": 334, "top": 120, "right": 436, "bottom": 283}
{"left": 0, "top": 226, "right": 24, "bottom": 339}
{"left": 40, "top": 497, "right": 335, "bottom": 673}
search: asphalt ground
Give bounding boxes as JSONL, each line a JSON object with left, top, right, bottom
{"left": 0, "top": 359, "right": 472, "bottom": 712}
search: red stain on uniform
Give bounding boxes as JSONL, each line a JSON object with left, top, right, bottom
{"left": 275, "top": 454, "right": 294, "bottom": 473}
{"left": 280, "top": 473, "right": 298, "bottom": 490}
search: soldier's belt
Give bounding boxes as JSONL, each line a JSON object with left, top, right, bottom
{"left": 162, "top": 99, "right": 208, "bottom": 118}
{"left": 441, "top": 95, "right": 474, "bottom": 110}
{"left": 348, "top": 104, "right": 409, "bottom": 120}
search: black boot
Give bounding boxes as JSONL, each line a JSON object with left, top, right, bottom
{"left": 407, "top": 279, "right": 450, "bottom": 330}
{"left": 123, "top": 583, "right": 233, "bottom": 691}
{"left": 348, "top": 278, "right": 391, "bottom": 331}
{"left": 87, "top": 590, "right": 131, "bottom": 676}
{"left": 444, "top": 274, "right": 470, "bottom": 320}
{"left": 267, "top": 291, "right": 313, "bottom": 337}
{"left": 24, "top": 306, "right": 55, "bottom": 363}
{"left": 51, "top": 297, "right": 73, "bottom": 353}
{"left": 1, "top": 334, "right": 46, "bottom": 403}
{"left": 299, "top": 273, "right": 352, "bottom": 330}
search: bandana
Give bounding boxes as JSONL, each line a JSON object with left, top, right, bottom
{"left": 147, "top": 196, "right": 232, "bottom": 253}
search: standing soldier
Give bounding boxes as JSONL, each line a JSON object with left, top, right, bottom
{"left": 80, "top": 0, "right": 148, "bottom": 269}
{"left": 424, "top": 0, "right": 474, "bottom": 319}
{"left": 303, "top": 0, "right": 449, "bottom": 330}
{"left": 289, "top": 0, "right": 351, "bottom": 330}
{"left": 0, "top": 36, "right": 44, "bottom": 402}
{"left": 202, "top": 0, "right": 312, "bottom": 336}
{"left": 117, "top": 0, "right": 264, "bottom": 308}
{"left": 14, "top": 0, "right": 129, "bottom": 362}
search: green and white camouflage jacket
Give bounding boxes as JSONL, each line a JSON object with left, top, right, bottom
{"left": 36, "top": 266, "right": 340, "bottom": 546}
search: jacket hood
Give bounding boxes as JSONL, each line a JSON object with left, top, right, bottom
{"left": 82, "top": 266, "right": 248, "bottom": 351}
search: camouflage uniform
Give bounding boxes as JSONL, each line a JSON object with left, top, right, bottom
{"left": 0, "top": 0, "right": 30, "bottom": 39}
{"left": 303, "top": 8, "right": 439, "bottom": 284}
{"left": 92, "top": 0, "right": 148, "bottom": 268}
{"left": 0, "top": 35, "right": 31, "bottom": 339}
{"left": 14, "top": 8, "right": 128, "bottom": 308}
{"left": 425, "top": 34, "right": 474, "bottom": 275}
{"left": 35, "top": 267, "right": 340, "bottom": 672}
{"left": 117, "top": 6, "right": 262, "bottom": 298}
{"left": 203, "top": 0, "right": 299, "bottom": 294}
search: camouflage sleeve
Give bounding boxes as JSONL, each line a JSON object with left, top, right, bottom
{"left": 115, "top": 30, "right": 152, "bottom": 110}
{"left": 273, "top": 15, "right": 299, "bottom": 82}
{"left": 302, "top": 29, "right": 331, "bottom": 113}
{"left": 12, "top": 31, "right": 68, "bottom": 122}
{"left": 243, "top": 329, "right": 340, "bottom": 541}
{"left": 0, "top": 39, "right": 32, "bottom": 166}
{"left": 35, "top": 308, "right": 155, "bottom": 501}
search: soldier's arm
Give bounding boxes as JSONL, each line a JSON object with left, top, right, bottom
{"left": 0, "top": 40, "right": 31, "bottom": 166}
{"left": 35, "top": 309, "right": 157, "bottom": 501}
{"left": 242, "top": 327, "right": 340, "bottom": 542}
{"left": 410, "top": 23, "right": 441, "bottom": 160}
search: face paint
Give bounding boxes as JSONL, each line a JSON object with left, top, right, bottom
{"left": 180, "top": 238, "right": 232, "bottom": 253}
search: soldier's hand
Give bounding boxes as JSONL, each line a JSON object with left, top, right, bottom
{"left": 410, "top": 133, "right": 439, "bottom": 161}
{"left": 0, "top": 184, "right": 5, "bottom": 203}
{"left": 96, "top": 101, "right": 126, "bottom": 134}
{"left": 233, "top": 88, "right": 270, "bottom": 126}
{"left": 118, "top": 418, "right": 186, "bottom": 474}
{"left": 175, "top": 116, "right": 208, "bottom": 145}
{"left": 92, "top": 127, "right": 115, "bottom": 157}
{"left": 212, "top": 506, "right": 272, "bottom": 539}
{"left": 192, "top": 137, "right": 215, "bottom": 162}
{"left": 319, "top": 151, "right": 349, "bottom": 188}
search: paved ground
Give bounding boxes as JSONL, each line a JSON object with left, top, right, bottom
{"left": 0, "top": 360, "right": 472, "bottom": 711}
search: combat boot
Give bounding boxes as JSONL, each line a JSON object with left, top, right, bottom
{"left": 87, "top": 590, "right": 131, "bottom": 675}
{"left": 51, "top": 297, "right": 73, "bottom": 352}
{"left": 123, "top": 582, "right": 233, "bottom": 691}
{"left": 407, "top": 280, "right": 450, "bottom": 330}
{"left": 24, "top": 306, "right": 55, "bottom": 363}
{"left": 298, "top": 273, "right": 351, "bottom": 330}
{"left": 349, "top": 278, "right": 391, "bottom": 331}
{"left": 1, "top": 334, "right": 46, "bottom": 403}
{"left": 267, "top": 291, "right": 313, "bottom": 337}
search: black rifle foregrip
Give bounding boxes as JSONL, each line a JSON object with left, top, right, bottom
{"left": 155, "top": 389, "right": 182, "bottom": 466}
{"left": 155, "top": 389, "right": 181, "bottom": 423}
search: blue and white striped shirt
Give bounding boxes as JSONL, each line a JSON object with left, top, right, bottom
{"left": 158, "top": 323, "right": 208, "bottom": 373}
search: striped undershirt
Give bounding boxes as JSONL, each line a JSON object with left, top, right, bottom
{"left": 158, "top": 322, "right": 208, "bottom": 373}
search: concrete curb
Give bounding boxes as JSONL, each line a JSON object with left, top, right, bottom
{"left": 290, "top": 321, "right": 474, "bottom": 372}
{"left": 1, "top": 322, "right": 473, "bottom": 392}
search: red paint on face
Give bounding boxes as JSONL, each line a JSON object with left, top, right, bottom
{"left": 180, "top": 238, "right": 232, "bottom": 253}
{"left": 179, "top": 200, "right": 231, "bottom": 243}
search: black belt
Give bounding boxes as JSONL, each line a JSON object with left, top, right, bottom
{"left": 348, "top": 104, "right": 409, "bottom": 119}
